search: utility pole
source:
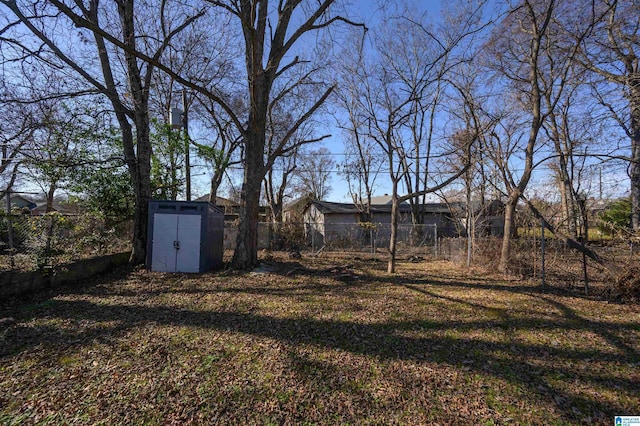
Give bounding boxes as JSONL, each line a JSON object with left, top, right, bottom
{"left": 599, "top": 166, "right": 602, "bottom": 200}
{"left": 182, "top": 89, "right": 191, "bottom": 201}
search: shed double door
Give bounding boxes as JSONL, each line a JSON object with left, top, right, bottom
{"left": 151, "top": 214, "right": 201, "bottom": 272}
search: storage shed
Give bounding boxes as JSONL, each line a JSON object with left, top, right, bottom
{"left": 146, "top": 200, "right": 224, "bottom": 273}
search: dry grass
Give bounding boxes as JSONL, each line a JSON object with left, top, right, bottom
{"left": 1, "top": 253, "right": 638, "bottom": 425}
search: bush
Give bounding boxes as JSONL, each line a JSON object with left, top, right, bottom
{"left": 611, "top": 265, "right": 640, "bottom": 302}
{"left": 598, "top": 198, "right": 631, "bottom": 236}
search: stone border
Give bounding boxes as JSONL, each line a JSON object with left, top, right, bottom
{"left": 0, "top": 252, "right": 131, "bottom": 298}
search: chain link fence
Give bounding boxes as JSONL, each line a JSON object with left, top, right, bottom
{"left": 251, "top": 222, "right": 441, "bottom": 256}
{"left": 6, "top": 214, "right": 636, "bottom": 297}
{"left": 253, "top": 221, "right": 638, "bottom": 296}
{"left": 439, "top": 233, "right": 640, "bottom": 297}
{"left": 0, "top": 213, "right": 131, "bottom": 272}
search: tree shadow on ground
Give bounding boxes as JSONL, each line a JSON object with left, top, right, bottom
{"left": 1, "top": 267, "right": 638, "bottom": 424}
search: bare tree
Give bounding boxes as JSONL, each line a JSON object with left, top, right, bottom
{"left": 291, "top": 147, "right": 335, "bottom": 201}
{"left": 346, "top": 2, "right": 484, "bottom": 273}
{"left": 334, "top": 31, "right": 382, "bottom": 220}
{"left": 442, "top": 67, "right": 502, "bottom": 266}
{"left": 573, "top": 0, "right": 640, "bottom": 231}
{"left": 193, "top": 96, "right": 243, "bottom": 203}
{"left": 199, "top": 1, "right": 364, "bottom": 269}
{"left": 262, "top": 68, "right": 332, "bottom": 223}
{"left": 486, "top": 0, "right": 555, "bottom": 272}
{"left": 339, "top": 136, "right": 381, "bottom": 221}
{"left": 1, "top": 0, "right": 206, "bottom": 264}
{"left": 0, "top": 100, "right": 35, "bottom": 199}
{"left": 263, "top": 110, "right": 302, "bottom": 223}
{"left": 537, "top": 1, "right": 608, "bottom": 239}
{"left": 264, "top": 149, "right": 298, "bottom": 223}
{"left": 150, "top": 9, "right": 241, "bottom": 202}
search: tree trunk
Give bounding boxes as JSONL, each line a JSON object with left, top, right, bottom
{"left": 232, "top": 159, "right": 262, "bottom": 268}
{"left": 387, "top": 179, "right": 399, "bottom": 274}
{"left": 46, "top": 185, "right": 56, "bottom": 213}
{"left": 558, "top": 170, "right": 577, "bottom": 238}
{"left": 496, "top": 1, "right": 553, "bottom": 273}
{"left": 119, "top": 0, "right": 152, "bottom": 266}
{"left": 232, "top": 92, "right": 267, "bottom": 269}
{"left": 130, "top": 115, "right": 152, "bottom": 266}
{"left": 630, "top": 81, "right": 640, "bottom": 232}
{"left": 499, "top": 199, "right": 516, "bottom": 273}
{"left": 208, "top": 175, "right": 221, "bottom": 204}
{"left": 466, "top": 171, "right": 473, "bottom": 267}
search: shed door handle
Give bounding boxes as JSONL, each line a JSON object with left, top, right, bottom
{"left": 173, "top": 240, "right": 180, "bottom": 250}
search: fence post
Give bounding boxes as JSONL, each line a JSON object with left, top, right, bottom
{"left": 581, "top": 238, "right": 589, "bottom": 296}
{"left": 434, "top": 224, "right": 438, "bottom": 257}
{"left": 466, "top": 221, "right": 472, "bottom": 268}
{"left": 532, "top": 223, "right": 537, "bottom": 279}
{"left": 540, "top": 217, "right": 546, "bottom": 288}
{"left": 5, "top": 193, "right": 15, "bottom": 269}
{"left": 370, "top": 228, "right": 374, "bottom": 254}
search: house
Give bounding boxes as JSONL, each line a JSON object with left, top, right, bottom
{"left": 1, "top": 194, "right": 84, "bottom": 215}
{"left": 1, "top": 194, "right": 37, "bottom": 212}
{"left": 195, "top": 194, "right": 241, "bottom": 221}
{"left": 303, "top": 200, "right": 459, "bottom": 226}
{"left": 367, "top": 194, "right": 408, "bottom": 205}
{"left": 302, "top": 197, "right": 506, "bottom": 248}
{"left": 282, "top": 194, "right": 315, "bottom": 223}
{"left": 194, "top": 194, "right": 270, "bottom": 222}
{"left": 30, "top": 196, "right": 83, "bottom": 215}
{"left": 302, "top": 200, "right": 461, "bottom": 248}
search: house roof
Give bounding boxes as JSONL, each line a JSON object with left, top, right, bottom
{"left": 32, "top": 197, "right": 83, "bottom": 214}
{"left": 368, "top": 195, "right": 393, "bottom": 205}
{"left": 283, "top": 194, "right": 314, "bottom": 212}
{"left": 194, "top": 194, "right": 239, "bottom": 206}
{"left": 367, "top": 195, "right": 408, "bottom": 205}
{"left": 416, "top": 203, "right": 456, "bottom": 213}
{"left": 307, "top": 200, "right": 456, "bottom": 215}
{"left": 309, "top": 200, "right": 363, "bottom": 214}
{"left": 3, "top": 195, "right": 37, "bottom": 210}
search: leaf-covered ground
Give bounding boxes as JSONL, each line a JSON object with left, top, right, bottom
{"left": 1, "top": 255, "right": 638, "bottom": 425}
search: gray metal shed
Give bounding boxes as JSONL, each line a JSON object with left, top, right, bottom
{"left": 146, "top": 200, "right": 224, "bottom": 273}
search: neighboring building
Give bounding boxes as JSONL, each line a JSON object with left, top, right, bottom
{"left": 195, "top": 194, "right": 241, "bottom": 222}
{"left": 282, "top": 194, "right": 315, "bottom": 223}
{"left": 2, "top": 195, "right": 37, "bottom": 212}
{"left": 1, "top": 194, "right": 83, "bottom": 215}
{"left": 367, "top": 194, "right": 408, "bottom": 205}
{"left": 475, "top": 199, "right": 506, "bottom": 237}
{"left": 302, "top": 200, "right": 462, "bottom": 248}
{"left": 31, "top": 197, "right": 83, "bottom": 215}
{"left": 194, "top": 194, "right": 269, "bottom": 222}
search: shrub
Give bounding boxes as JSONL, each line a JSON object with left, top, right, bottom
{"left": 598, "top": 198, "right": 631, "bottom": 236}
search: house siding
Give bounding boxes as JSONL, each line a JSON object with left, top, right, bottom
{"left": 302, "top": 200, "right": 470, "bottom": 247}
